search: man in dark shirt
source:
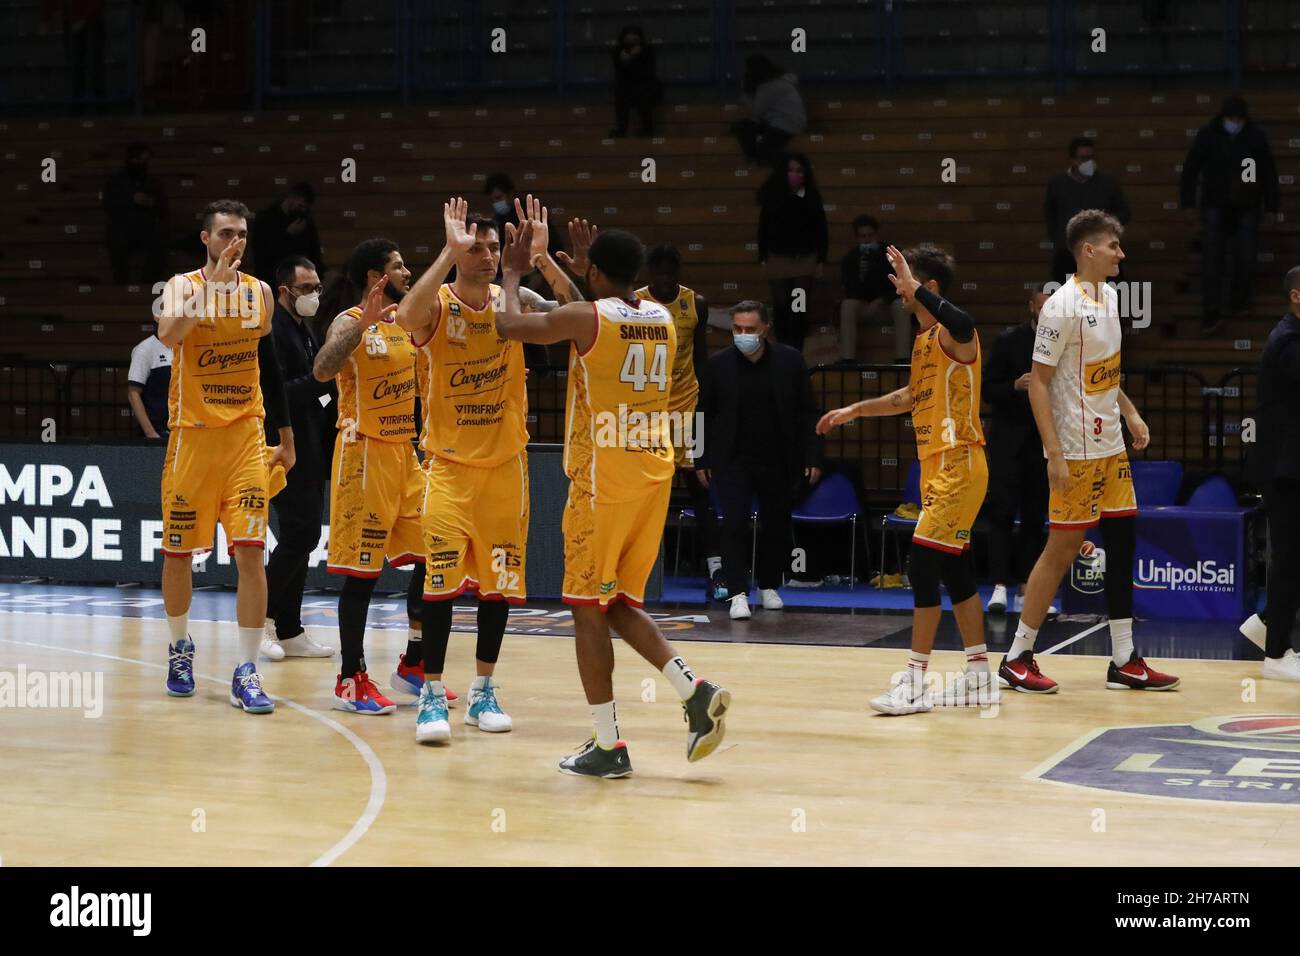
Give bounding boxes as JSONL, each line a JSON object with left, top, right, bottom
{"left": 838, "top": 214, "right": 907, "bottom": 363}
{"left": 259, "top": 255, "right": 337, "bottom": 662}
{"left": 251, "top": 183, "right": 325, "bottom": 286}
{"left": 982, "top": 285, "right": 1055, "bottom": 617}
{"left": 1181, "top": 95, "right": 1281, "bottom": 333}
{"left": 1044, "top": 137, "right": 1130, "bottom": 283}
{"left": 696, "top": 301, "right": 824, "bottom": 620}
{"left": 1243, "top": 265, "right": 1300, "bottom": 682}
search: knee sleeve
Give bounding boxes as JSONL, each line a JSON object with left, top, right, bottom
{"left": 908, "top": 540, "right": 944, "bottom": 608}
{"left": 939, "top": 549, "right": 978, "bottom": 604}
{"left": 406, "top": 564, "right": 426, "bottom": 621}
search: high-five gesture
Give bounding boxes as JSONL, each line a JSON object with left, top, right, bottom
{"left": 360, "top": 274, "right": 398, "bottom": 327}
{"left": 816, "top": 405, "right": 860, "bottom": 435}
{"left": 514, "top": 193, "right": 550, "bottom": 266}
{"left": 444, "top": 197, "right": 478, "bottom": 254}
{"left": 885, "top": 245, "right": 920, "bottom": 298}
{"left": 556, "top": 218, "right": 598, "bottom": 277}
{"left": 502, "top": 220, "right": 535, "bottom": 277}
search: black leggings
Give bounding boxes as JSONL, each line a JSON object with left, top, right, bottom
{"left": 338, "top": 565, "right": 427, "bottom": 676}
{"left": 1099, "top": 515, "right": 1136, "bottom": 621}
{"left": 421, "top": 597, "right": 511, "bottom": 675}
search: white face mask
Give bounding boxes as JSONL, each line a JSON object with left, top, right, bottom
{"left": 492, "top": 198, "right": 511, "bottom": 216}
{"left": 1076, "top": 159, "right": 1097, "bottom": 178}
{"left": 294, "top": 291, "right": 320, "bottom": 318}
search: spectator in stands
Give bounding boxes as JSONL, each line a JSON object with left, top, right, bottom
{"left": 251, "top": 182, "right": 324, "bottom": 286}
{"left": 102, "top": 142, "right": 170, "bottom": 285}
{"left": 757, "top": 152, "right": 828, "bottom": 354}
{"left": 126, "top": 331, "right": 172, "bottom": 439}
{"left": 259, "top": 254, "right": 336, "bottom": 661}
{"left": 609, "top": 25, "right": 661, "bottom": 138}
{"left": 1044, "top": 136, "right": 1130, "bottom": 283}
{"left": 838, "top": 215, "right": 908, "bottom": 364}
{"left": 696, "top": 301, "right": 824, "bottom": 621}
{"left": 982, "top": 283, "right": 1056, "bottom": 619}
{"left": 1244, "top": 264, "right": 1300, "bottom": 682}
{"left": 1181, "top": 95, "right": 1281, "bottom": 334}
{"left": 41, "top": 0, "right": 106, "bottom": 108}
{"left": 731, "top": 54, "right": 806, "bottom": 165}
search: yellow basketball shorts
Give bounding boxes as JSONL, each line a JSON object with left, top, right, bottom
{"left": 562, "top": 479, "right": 672, "bottom": 611}
{"left": 327, "top": 434, "right": 425, "bottom": 577}
{"left": 160, "top": 415, "right": 270, "bottom": 557}
{"left": 1049, "top": 451, "right": 1136, "bottom": 530}
{"left": 421, "top": 451, "right": 529, "bottom": 603}
{"left": 913, "top": 444, "right": 989, "bottom": 554}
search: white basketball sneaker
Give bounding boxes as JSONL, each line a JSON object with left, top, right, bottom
{"left": 1239, "top": 613, "right": 1267, "bottom": 651}
{"left": 987, "top": 584, "right": 1008, "bottom": 614}
{"left": 729, "top": 594, "right": 752, "bottom": 620}
{"left": 1262, "top": 648, "right": 1300, "bottom": 683}
{"left": 279, "top": 633, "right": 335, "bottom": 658}
{"left": 464, "top": 677, "right": 513, "bottom": 732}
{"left": 759, "top": 588, "right": 784, "bottom": 610}
{"left": 940, "top": 669, "right": 1001, "bottom": 707}
{"left": 870, "top": 671, "right": 933, "bottom": 715}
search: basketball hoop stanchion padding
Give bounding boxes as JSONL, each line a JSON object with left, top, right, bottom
{"left": 0, "top": 442, "right": 661, "bottom": 601}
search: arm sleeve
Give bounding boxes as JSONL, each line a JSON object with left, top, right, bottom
{"left": 259, "top": 335, "right": 291, "bottom": 434}
{"left": 914, "top": 286, "right": 974, "bottom": 343}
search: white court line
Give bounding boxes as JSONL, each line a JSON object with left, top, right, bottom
{"left": 1039, "top": 621, "right": 1109, "bottom": 656}
{"left": 0, "top": 635, "right": 387, "bottom": 868}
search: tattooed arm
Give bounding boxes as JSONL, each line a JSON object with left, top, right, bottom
{"left": 313, "top": 312, "right": 364, "bottom": 382}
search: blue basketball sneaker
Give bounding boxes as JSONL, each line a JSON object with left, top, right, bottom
{"left": 230, "top": 662, "right": 274, "bottom": 714}
{"left": 415, "top": 682, "right": 450, "bottom": 744}
{"left": 166, "top": 637, "right": 196, "bottom": 697}
{"left": 464, "top": 677, "right": 512, "bottom": 732}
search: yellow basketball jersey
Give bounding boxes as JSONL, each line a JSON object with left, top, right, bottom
{"left": 634, "top": 284, "right": 700, "bottom": 414}
{"left": 565, "top": 296, "right": 677, "bottom": 502}
{"left": 333, "top": 306, "right": 418, "bottom": 443}
{"left": 417, "top": 283, "right": 528, "bottom": 467}
{"left": 909, "top": 324, "right": 985, "bottom": 460}
{"left": 166, "top": 268, "right": 265, "bottom": 429}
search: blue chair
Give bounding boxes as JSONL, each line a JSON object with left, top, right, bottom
{"left": 792, "top": 472, "right": 863, "bottom": 589}
{"left": 673, "top": 486, "right": 758, "bottom": 589}
{"left": 879, "top": 459, "right": 922, "bottom": 578}
{"left": 1186, "top": 474, "right": 1238, "bottom": 509}
{"left": 1131, "top": 460, "right": 1183, "bottom": 507}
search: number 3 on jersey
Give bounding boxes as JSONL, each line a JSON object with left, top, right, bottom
{"left": 619, "top": 342, "right": 668, "bottom": 392}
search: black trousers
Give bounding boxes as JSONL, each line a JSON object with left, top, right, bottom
{"left": 1264, "top": 477, "right": 1300, "bottom": 659}
{"left": 265, "top": 471, "right": 325, "bottom": 640}
{"left": 613, "top": 80, "right": 659, "bottom": 135}
{"left": 985, "top": 440, "right": 1049, "bottom": 586}
{"left": 768, "top": 277, "right": 814, "bottom": 354}
{"left": 714, "top": 458, "right": 795, "bottom": 594}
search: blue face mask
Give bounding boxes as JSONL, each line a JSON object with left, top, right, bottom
{"left": 1224, "top": 118, "right": 1244, "bottom": 136}
{"left": 734, "top": 332, "right": 761, "bottom": 355}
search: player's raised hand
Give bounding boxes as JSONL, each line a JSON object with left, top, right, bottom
{"left": 210, "top": 237, "right": 245, "bottom": 287}
{"left": 816, "top": 405, "right": 858, "bottom": 435}
{"left": 502, "top": 220, "right": 535, "bottom": 276}
{"left": 513, "top": 193, "right": 550, "bottom": 264}
{"left": 360, "top": 276, "right": 398, "bottom": 326}
{"left": 443, "top": 197, "right": 477, "bottom": 253}
{"left": 885, "top": 245, "right": 919, "bottom": 295}
{"left": 556, "top": 218, "right": 597, "bottom": 276}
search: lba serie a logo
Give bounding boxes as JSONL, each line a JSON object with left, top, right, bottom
{"left": 1029, "top": 714, "right": 1300, "bottom": 804}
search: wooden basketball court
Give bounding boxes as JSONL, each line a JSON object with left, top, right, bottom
{"left": 1, "top": 600, "right": 1295, "bottom": 867}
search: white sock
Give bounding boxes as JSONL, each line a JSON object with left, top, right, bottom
{"left": 706, "top": 556, "right": 722, "bottom": 576}
{"left": 964, "top": 643, "right": 990, "bottom": 674}
{"left": 592, "top": 700, "right": 619, "bottom": 748}
{"left": 1008, "top": 622, "right": 1039, "bottom": 660}
{"left": 237, "top": 626, "right": 262, "bottom": 666}
{"left": 470, "top": 674, "right": 491, "bottom": 691}
{"left": 1110, "top": 618, "right": 1134, "bottom": 667}
{"left": 167, "top": 613, "right": 189, "bottom": 644}
{"left": 906, "top": 651, "right": 929, "bottom": 689}
{"left": 424, "top": 679, "right": 445, "bottom": 697}
{"left": 662, "top": 656, "right": 697, "bottom": 700}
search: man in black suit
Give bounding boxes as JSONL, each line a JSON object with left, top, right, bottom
{"left": 696, "top": 300, "right": 824, "bottom": 620}
{"left": 1243, "top": 265, "right": 1300, "bottom": 682}
{"left": 982, "top": 284, "right": 1055, "bottom": 618}
{"left": 259, "top": 255, "right": 338, "bottom": 661}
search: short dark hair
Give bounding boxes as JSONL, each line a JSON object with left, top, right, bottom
{"left": 1284, "top": 265, "right": 1300, "bottom": 298}
{"left": 730, "top": 300, "right": 770, "bottom": 325}
{"left": 646, "top": 243, "right": 681, "bottom": 272}
{"left": 903, "top": 243, "right": 956, "bottom": 294}
{"left": 202, "top": 199, "right": 251, "bottom": 232}
{"left": 852, "top": 214, "right": 880, "bottom": 233}
{"left": 588, "top": 229, "right": 645, "bottom": 286}
{"left": 1068, "top": 136, "right": 1094, "bottom": 157}
{"left": 1065, "top": 209, "right": 1123, "bottom": 254}
{"left": 275, "top": 255, "right": 317, "bottom": 290}
{"left": 466, "top": 215, "right": 500, "bottom": 243}
{"left": 484, "top": 172, "right": 514, "bottom": 196}
{"left": 288, "top": 181, "right": 315, "bottom": 205}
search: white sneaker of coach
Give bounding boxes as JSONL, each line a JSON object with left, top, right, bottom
{"left": 987, "top": 584, "right": 1008, "bottom": 614}
{"left": 1262, "top": 648, "right": 1300, "bottom": 683}
{"left": 1239, "top": 613, "right": 1266, "bottom": 651}
{"left": 260, "top": 634, "right": 285, "bottom": 662}
{"left": 759, "top": 588, "right": 784, "bottom": 611}
{"left": 279, "top": 633, "right": 335, "bottom": 658}
{"left": 729, "top": 594, "right": 752, "bottom": 620}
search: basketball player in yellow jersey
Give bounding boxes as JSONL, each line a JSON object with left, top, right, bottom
{"left": 635, "top": 244, "right": 727, "bottom": 600}
{"left": 819, "top": 244, "right": 996, "bottom": 716}
{"left": 494, "top": 215, "right": 731, "bottom": 778}
{"left": 155, "top": 199, "right": 287, "bottom": 715}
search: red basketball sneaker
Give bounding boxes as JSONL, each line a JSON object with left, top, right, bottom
{"left": 1106, "top": 653, "right": 1181, "bottom": 691}
{"left": 333, "top": 671, "right": 397, "bottom": 715}
{"left": 997, "top": 651, "right": 1059, "bottom": 694}
{"left": 390, "top": 654, "right": 458, "bottom": 705}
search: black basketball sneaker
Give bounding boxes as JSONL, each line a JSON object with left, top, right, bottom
{"left": 684, "top": 679, "right": 731, "bottom": 762}
{"left": 559, "top": 737, "right": 633, "bottom": 778}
